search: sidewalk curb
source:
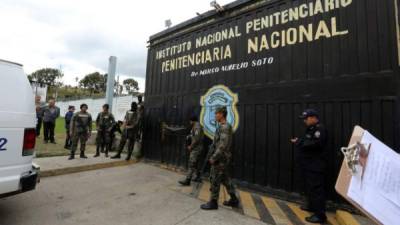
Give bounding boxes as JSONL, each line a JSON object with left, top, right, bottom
{"left": 40, "top": 159, "right": 139, "bottom": 178}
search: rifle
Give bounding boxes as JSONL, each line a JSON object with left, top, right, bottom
{"left": 185, "top": 134, "right": 192, "bottom": 147}
{"left": 199, "top": 143, "right": 216, "bottom": 177}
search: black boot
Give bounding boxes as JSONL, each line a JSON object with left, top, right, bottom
{"left": 223, "top": 194, "right": 239, "bottom": 207}
{"left": 178, "top": 178, "right": 191, "bottom": 186}
{"left": 94, "top": 146, "right": 100, "bottom": 157}
{"left": 200, "top": 200, "right": 218, "bottom": 210}
{"left": 68, "top": 151, "right": 75, "bottom": 160}
{"left": 80, "top": 151, "right": 88, "bottom": 159}
{"left": 305, "top": 214, "right": 327, "bottom": 223}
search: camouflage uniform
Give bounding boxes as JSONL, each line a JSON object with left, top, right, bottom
{"left": 186, "top": 122, "right": 204, "bottom": 180}
{"left": 115, "top": 109, "right": 138, "bottom": 159}
{"left": 95, "top": 111, "right": 115, "bottom": 156}
{"left": 209, "top": 122, "right": 236, "bottom": 201}
{"left": 69, "top": 111, "right": 92, "bottom": 158}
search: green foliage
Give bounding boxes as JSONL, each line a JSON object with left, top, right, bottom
{"left": 123, "top": 78, "right": 139, "bottom": 94}
{"left": 55, "top": 86, "right": 105, "bottom": 100}
{"left": 28, "top": 68, "right": 63, "bottom": 86}
{"left": 79, "top": 72, "right": 106, "bottom": 96}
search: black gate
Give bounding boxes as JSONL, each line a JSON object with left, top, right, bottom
{"left": 143, "top": 0, "right": 400, "bottom": 203}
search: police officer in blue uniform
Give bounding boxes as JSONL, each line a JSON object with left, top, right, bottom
{"left": 291, "top": 109, "right": 328, "bottom": 223}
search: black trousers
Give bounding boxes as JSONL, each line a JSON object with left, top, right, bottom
{"left": 43, "top": 121, "right": 56, "bottom": 142}
{"left": 36, "top": 117, "right": 42, "bottom": 136}
{"left": 303, "top": 169, "right": 326, "bottom": 216}
{"left": 65, "top": 129, "right": 72, "bottom": 147}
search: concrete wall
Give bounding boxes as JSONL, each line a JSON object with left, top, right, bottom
{"left": 57, "top": 95, "right": 138, "bottom": 121}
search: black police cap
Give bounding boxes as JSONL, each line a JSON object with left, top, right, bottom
{"left": 298, "top": 109, "right": 319, "bottom": 119}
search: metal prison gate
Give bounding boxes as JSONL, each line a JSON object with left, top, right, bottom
{"left": 143, "top": 0, "right": 400, "bottom": 203}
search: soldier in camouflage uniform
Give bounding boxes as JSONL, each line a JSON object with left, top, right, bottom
{"left": 179, "top": 115, "right": 204, "bottom": 186}
{"left": 94, "top": 104, "right": 116, "bottom": 158}
{"left": 201, "top": 107, "right": 239, "bottom": 210}
{"left": 111, "top": 102, "right": 139, "bottom": 161}
{"left": 69, "top": 104, "right": 92, "bottom": 160}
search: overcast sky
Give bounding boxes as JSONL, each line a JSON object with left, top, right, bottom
{"left": 0, "top": 0, "right": 232, "bottom": 91}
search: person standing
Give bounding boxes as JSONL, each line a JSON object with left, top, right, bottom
{"left": 41, "top": 98, "right": 60, "bottom": 144}
{"left": 179, "top": 115, "right": 204, "bottom": 186}
{"left": 69, "top": 104, "right": 92, "bottom": 160}
{"left": 64, "top": 105, "right": 75, "bottom": 149}
{"left": 200, "top": 107, "right": 239, "bottom": 210}
{"left": 35, "top": 95, "right": 44, "bottom": 137}
{"left": 137, "top": 95, "right": 144, "bottom": 109}
{"left": 290, "top": 109, "right": 328, "bottom": 223}
{"left": 135, "top": 96, "right": 145, "bottom": 158}
{"left": 111, "top": 102, "right": 139, "bottom": 161}
{"left": 94, "top": 104, "right": 115, "bottom": 158}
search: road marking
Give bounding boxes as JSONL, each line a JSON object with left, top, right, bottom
{"left": 287, "top": 203, "right": 316, "bottom": 225}
{"left": 239, "top": 190, "right": 261, "bottom": 219}
{"left": 198, "top": 182, "right": 210, "bottom": 202}
{"left": 252, "top": 194, "right": 276, "bottom": 224}
{"left": 336, "top": 210, "right": 360, "bottom": 225}
{"left": 327, "top": 213, "right": 340, "bottom": 225}
{"left": 276, "top": 201, "right": 304, "bottom": 225}
{"left": 218, "top": 186, "right": 229, "bottom": 205}
{"left": 261, "top": 196, "right": 293, "bottom": 225}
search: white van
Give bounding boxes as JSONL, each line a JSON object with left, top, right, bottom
{"left": 0, "top": 59, "right": 40, "bottom": 198}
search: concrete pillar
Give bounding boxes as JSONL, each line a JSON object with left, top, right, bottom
{"left": 106, "top": 56, "right": 117, "bottom": 110}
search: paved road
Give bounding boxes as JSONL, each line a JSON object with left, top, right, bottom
{"left": 0, "top": 163, "right": 265, "bottom": 225}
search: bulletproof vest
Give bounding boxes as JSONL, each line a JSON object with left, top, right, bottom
{"left": 76, "top": 112, "right": 91, "bottom": 132}
{"left": 99, "top": 112, "right": 113, "bottom": 128}
{"left": 126, "top": 110, "right": 137, "bottom": 126}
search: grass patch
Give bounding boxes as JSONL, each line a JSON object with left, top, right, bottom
{"left": 36, "top": 117, "right": 97, "bottom": 158}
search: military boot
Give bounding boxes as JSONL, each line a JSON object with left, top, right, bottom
{"left": 94, "top": 146, "right": 100, "bottom": 157}
{"left": 178, "top": 178, "right": 191, "bottom": 186}
{"left": 80, "top": 151, "right": 88, "bottom": 159}
{"left": 200, "top": 200, "right": 218, "bottom": 210}
{"left": 223, "top": 194, "right": 239, "bottom": 207}
{"left": 68, "top": 151, "right": 75, "bottom": 160}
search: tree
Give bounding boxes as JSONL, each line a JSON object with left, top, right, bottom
{"left": 28, "top": 68, "right": 63, "bottom": 86}
{"left": 123, "top": 78, "right": 139, "bottom": 94}
{"left": 79, "top": 72, "right": 106, "bottom": 96}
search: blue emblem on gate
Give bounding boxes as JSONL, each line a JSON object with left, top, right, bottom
{"left": 200, "top": 85, "right": 239, "bottom": 138}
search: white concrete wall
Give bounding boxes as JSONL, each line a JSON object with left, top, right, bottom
{"left": 57, "top": 95, "right": 138, "bottom": 121}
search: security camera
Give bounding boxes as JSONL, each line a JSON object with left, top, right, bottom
{"left": 210, "top": 0, "right": 224, "bottom": 12}
{"left": 165, "top": 19, "right": 172, "bottom": 28}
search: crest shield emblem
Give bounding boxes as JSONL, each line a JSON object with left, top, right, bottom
{"left": 200, "top": 85, "right": 239, "bottom": 138}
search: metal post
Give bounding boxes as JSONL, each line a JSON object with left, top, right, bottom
{"left": 106, "top": 56, "right": 117, "bottom": 111}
